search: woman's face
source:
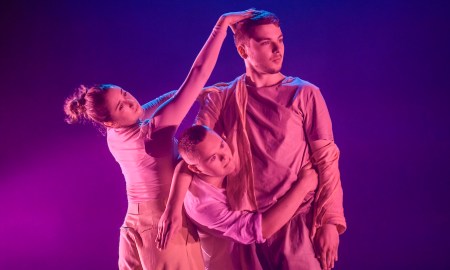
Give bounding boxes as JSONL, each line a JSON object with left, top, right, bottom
{"left": 103, "top": 86, "right": 143, "bottom": 127}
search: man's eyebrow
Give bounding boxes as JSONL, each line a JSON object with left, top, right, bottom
{"left": 254, "top": 33, "right": 283, "bottom": 41}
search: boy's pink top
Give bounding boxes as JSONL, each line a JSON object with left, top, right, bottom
{"left": 196, "top": 75, "right": 346, "bottom": 235}
{"left": 107, "top": 91, "right": 177, "bottom": 203}
{"left": 184, "top": 175, "right": 265, "bottom": 244}
{"left": 184, "top": 175, "right": 264, "bottom": 269}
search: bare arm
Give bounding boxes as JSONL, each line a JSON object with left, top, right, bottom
{"left": 156, "top": 160, "right": 193, "bottom": 250}
{"left": 152, "top": 11, "right": 254, "bottom": 130}
{"left": 262, "top": 163, "right": 318, "bottom": 239}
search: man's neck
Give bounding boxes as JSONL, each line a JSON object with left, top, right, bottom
{"left": 245, "top": 70, "right": 285, "bottom": 88}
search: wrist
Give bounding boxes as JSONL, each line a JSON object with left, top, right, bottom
{"left": 216, "top": 15, "right": 228, "bottom": 27}
{"left": 165, "top": 202, "right": 183, "bottom": 212}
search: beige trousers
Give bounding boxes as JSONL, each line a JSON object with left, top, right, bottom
{"left": 119, "top": 200, "right": 204, "bottom": 270}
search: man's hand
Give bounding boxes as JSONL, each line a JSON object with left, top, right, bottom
{"left": 155, "top": 206, "right": 183, "bottom": 250}
{"left": 314, "top": 224, "right": 339, "bottom": 270}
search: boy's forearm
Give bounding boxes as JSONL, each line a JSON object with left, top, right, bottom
{"left": 165, "top": 160, "right": 192, "bottom": 210}
{"left": 261, "top": 180, "right": 310, "bottom": 239}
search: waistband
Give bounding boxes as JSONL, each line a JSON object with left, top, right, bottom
{"left": 127, "top": 199, "right": 166, "bottom": 214}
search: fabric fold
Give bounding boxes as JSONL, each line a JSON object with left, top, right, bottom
{"left": 310, "top": 141, "right": 347, "bottom": 237}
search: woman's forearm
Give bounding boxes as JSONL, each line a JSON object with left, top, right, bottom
{"left": 152, "top": 17, "right": 229, "bottom": 129}
{"left": 152, "top": 11, "right": 253, "bottom": 129}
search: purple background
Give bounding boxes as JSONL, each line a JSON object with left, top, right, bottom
{"left": 1, "top": 0, "right": 449, "bottom": 269}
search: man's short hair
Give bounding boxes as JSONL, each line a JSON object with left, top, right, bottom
{"left": 178, "top": 125, "right": 210, "bottom": 163}
{"left": 233, "top": 9, "right": 280, "bottom": 47}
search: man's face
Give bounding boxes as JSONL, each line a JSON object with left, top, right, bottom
{"left": 190, "top": 131, "right": 236, "bottom": 178}
{"left": 242, "top": 23, "right": 284, "bottom": 74}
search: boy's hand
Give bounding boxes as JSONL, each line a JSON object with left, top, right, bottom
{"left": 298, "top": 163, "right": 318, "bottom": 192}
{"left": 156, "top": 206, "right": 182, "bottom": 250}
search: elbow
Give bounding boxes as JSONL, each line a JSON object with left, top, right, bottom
{"left": 188, "top": 65, "right": 209, "bottom": 81}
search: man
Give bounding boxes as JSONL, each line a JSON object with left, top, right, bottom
{"left": 194, "top": 10, "right": 346, "bottom": 270}
{"left": 177, "top": 125, "right": 319, "bottom": 270}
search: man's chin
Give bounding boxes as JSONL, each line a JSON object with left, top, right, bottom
{"left": 265, "top": 65, "right": 282, "bottom": 74}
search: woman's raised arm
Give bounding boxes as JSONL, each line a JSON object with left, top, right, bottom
{"left": 151, "top": 10, "right": 255, "bottom": 130}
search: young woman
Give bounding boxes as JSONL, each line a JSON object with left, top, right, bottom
{"left": 64, "top": 10, "right": 254, "bottom": 270}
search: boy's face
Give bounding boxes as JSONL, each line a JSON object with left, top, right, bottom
{"left": 189, "top": 131, "right": 235, "bottom": 178}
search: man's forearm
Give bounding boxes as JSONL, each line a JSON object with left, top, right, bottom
{"left": 310, "top": 140, "right": 346, "bottom": 236}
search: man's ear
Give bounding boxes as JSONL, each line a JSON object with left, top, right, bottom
{"left": 187, "top": 164, "right": 202, "bottom": 174}
{"left": 237, "top": 45, "right": 248, "bottom": 59}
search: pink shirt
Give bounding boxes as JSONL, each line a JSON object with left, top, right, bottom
{"left": 197, "top": 76, "right": 333, "bottom": 210}
{"left": 107, "top": 92, "right": 177, "bottom": 203}
{"left": 184, "top": 175, "right": 264, "bottom": 269}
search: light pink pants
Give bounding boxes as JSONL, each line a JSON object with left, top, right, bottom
{"left": 119, "top": 200, "right": 204, "bottom": 270}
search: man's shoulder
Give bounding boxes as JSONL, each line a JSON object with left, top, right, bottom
{"left": 197, "top": 76, "right": 242, "bottom": 106}
{"left": 205, "top": 75, "right": 243, "bottom": 94}
{"left": 284, "top": 76, "right": 320, "bottom": 91}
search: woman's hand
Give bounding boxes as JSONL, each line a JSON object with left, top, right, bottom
{"left": 218, "top": 9, "right": 256, "bottom": 30}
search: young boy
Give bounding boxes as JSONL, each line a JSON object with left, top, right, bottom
{"left": 177, "top": 125, "right": 318, "bottom": 269}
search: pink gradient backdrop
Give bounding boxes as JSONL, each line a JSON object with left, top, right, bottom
{"left": 1, "top": 0, "right": 449, "bottom": 269}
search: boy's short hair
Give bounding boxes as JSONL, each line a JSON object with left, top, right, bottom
{"left": 178, "top": 125, "right": 210, "bottom": 163}
{"left": 233, "top": 10, "right": 280, "bottom": 47}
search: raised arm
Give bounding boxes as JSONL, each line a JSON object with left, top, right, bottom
{"left": 151, "top": 10, "right": 254, "bottom": 130}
